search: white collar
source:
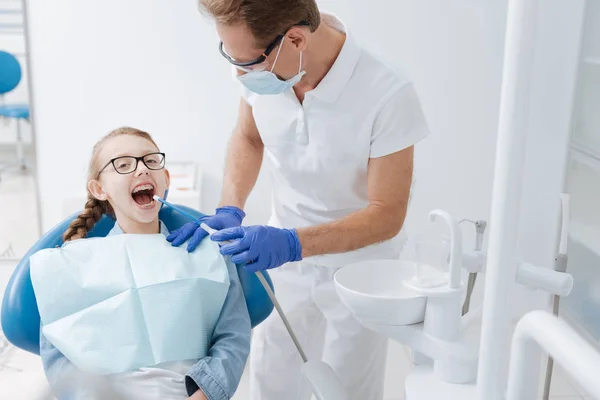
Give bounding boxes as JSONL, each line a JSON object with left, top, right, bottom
{"left": 306, "top": 12, "right": 361, "bottom": 103}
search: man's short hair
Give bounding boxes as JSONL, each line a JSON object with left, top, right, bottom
{"left": 199, "top": 0, "right": 320, "bottom": 48}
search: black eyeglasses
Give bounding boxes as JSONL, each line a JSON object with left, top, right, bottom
{"left": 219, "top": 21, "right": 310, "bottom": 68}
{"left": 98, "top": 152, "right": 166, "bottom": 176}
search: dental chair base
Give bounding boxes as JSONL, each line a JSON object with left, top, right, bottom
{"left": 404, "top": 365, "right": 476, "bottom": 400}
{"left": 362, "top": 307, "right": 480, "bottom": 385}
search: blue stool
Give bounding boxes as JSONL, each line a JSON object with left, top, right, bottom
{"left": 1, "top": 205, "right": 274, "bottom": 355}
{"left": 0, "top": 50, "right": 30, "bottom": 176}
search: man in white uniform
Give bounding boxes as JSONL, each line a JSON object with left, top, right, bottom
{"left": 168, "top": 1, "right": 430, "bottom": 399}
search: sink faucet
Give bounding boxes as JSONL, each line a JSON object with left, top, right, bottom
{"left": 429, "top": 209, "right": 463, "bottom": 289}
{"left": 402, "top": 209, "right": 474, "bottom": 383}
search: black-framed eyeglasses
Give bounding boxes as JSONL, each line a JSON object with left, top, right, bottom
{"left": 219, "top": 21, "right": 310, "bottom": 68}
{"left": 98, "top": 152, "right": 166, "bottom": 176}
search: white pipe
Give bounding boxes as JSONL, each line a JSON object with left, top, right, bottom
{"left": 476, "top": 0, "right": 540, "bottom": 398}
{"left": 506, "top": 310, "right": 600, "bottom": 400}
{"left": 515, "top": 262, "right": 573, "bottom": 297}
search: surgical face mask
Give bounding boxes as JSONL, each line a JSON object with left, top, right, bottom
{"left": 237, "top": 36, "right": 305, "bottom": 95}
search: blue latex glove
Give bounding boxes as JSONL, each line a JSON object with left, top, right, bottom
{"left": 166, "top": 206, "right": 246, "bottom": 252}
{"left": 212, "top": 226, "right": 303, "bottom": 272}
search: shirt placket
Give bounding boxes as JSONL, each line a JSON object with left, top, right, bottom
{"left": 295, "top": 105, "right": 309, "bottom": 145}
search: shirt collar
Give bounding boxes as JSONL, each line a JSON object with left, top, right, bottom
{"left": 307, "top": 13, "right": 361, "bottom": 103}
{"left": 108, "top": 220, "right": 170, "bottom": 237}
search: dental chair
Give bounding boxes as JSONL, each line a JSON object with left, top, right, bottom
{"left": 0, "top": 205, "right": 274, "bottom": 355}
{"left": 0, "top": 50, "right": 30, "bottom": 179}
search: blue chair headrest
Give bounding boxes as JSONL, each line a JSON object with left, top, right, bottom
{"left": 1, "top": 205, "right": 274, "bottom": 355}
{"left": 0, "top": 51, "right": 22, "bottom": 95}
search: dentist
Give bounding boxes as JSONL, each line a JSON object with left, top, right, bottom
{"left": 167, "top": 1, "right": 430, "bottom": 399}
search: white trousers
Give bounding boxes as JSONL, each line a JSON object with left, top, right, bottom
{"left": 249, "top": 261, "right": 388, "bottom": 400}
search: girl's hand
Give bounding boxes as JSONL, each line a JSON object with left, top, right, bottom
{"left": 189, "top": 390, "right": 208, "bottom": 400}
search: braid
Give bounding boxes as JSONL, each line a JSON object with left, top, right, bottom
{"left": 63, "top": 196, "right": 111, "bottom": 242}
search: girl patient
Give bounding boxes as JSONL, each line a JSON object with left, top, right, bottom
{"left": 38, "top": 127, "right": 251, "bottom": 400}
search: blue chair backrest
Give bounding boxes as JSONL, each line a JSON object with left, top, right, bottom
{"left": 0, "top": 51, "right": 22, "bottom": 95}
{"left": 1, "top": 204, "right": 274, "bottom": 355}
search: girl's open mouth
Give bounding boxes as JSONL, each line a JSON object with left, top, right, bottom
{"left": 131, "top": 184, "right": 156, "bottom": 209}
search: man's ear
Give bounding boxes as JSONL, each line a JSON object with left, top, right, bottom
{"left": 88, "top": 180, "right": 108, "bottom": 201}
{"left": 287, "top": 27, "right": 308, "bottom": 52}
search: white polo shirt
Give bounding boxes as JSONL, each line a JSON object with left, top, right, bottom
{"left": 240, "top": 13, "right": 430, "bottom": 268}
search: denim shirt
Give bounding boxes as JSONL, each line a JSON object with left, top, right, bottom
{"left": 40, "top": 221, "right": 251, "bottom": 400}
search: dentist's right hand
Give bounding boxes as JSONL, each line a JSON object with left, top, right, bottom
{"left": 166, "top": 206, "right": 246, "bottom": 252}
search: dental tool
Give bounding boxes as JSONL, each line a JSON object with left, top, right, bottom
{"left": 197, "top": 222, "right": 308, "bottom": 362}
{"left": 153, "top": 195, "right": 349, "bottom": 400}
{"left": 153, "top": 195, "right": 203, "bottom": 224}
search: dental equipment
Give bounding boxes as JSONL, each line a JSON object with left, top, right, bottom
{"left": 542, "top": 193, "right": 570, "bottom": 400}
{"left": 153, "top": 195, "right": 349, "bottom": 400}
{"left": 197, "top": 222, "right": 308, "bottom": 362}
{"left": 476, "top": 0, "right": 541, "bottom": 396}
{"left": 458, "top": 219, "right": 487, "bottom": 315}
{"left": 153, "top": 195, "right": 201, "bottom": 223}
{"left": 506, "top": 311, "right": 600, "bottom": 400}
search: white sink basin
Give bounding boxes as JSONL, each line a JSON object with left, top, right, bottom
{"left": 334, "top": 260, "right": 427, "bottom": 326}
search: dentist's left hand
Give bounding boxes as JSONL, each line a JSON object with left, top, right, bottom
{"left": 211, "top": 225, "right": 303, "bottom": 272}
{"left": 166, "top": 206, "right": 245, "bottom": 252}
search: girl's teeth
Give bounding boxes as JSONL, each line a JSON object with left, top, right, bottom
{"left": 133, "top": 184, "right": 153, "bottom": 193}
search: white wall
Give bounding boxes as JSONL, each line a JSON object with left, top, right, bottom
{"left": 26, "top": 1, "right": 583, "bottom": 317}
